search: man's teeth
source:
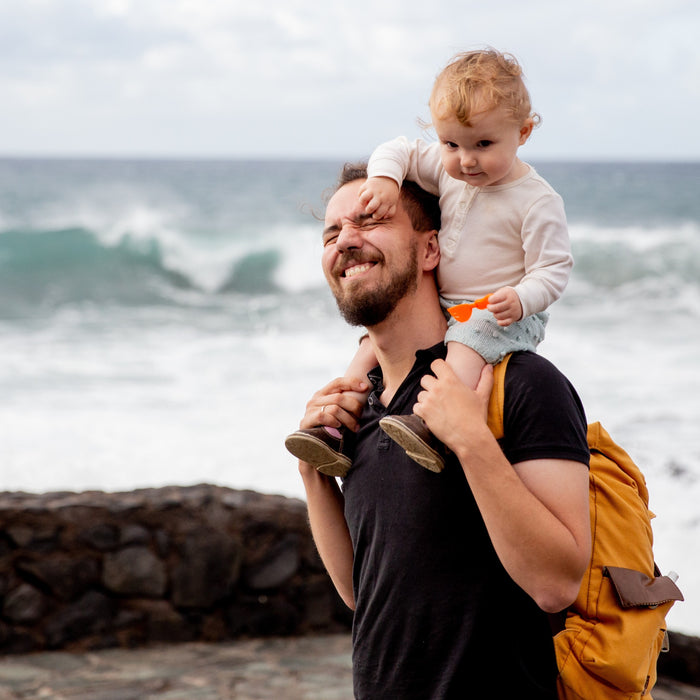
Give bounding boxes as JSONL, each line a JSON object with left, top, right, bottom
{"left": 345, "top": 263, "right": 372, "bottom": 278}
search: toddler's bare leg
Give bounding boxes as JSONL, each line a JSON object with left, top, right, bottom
{"left": 446, "top": 341, "right": 487, "bottom": 391}
{"left": 343, "top": 335, "right": 375, "bottom": 406}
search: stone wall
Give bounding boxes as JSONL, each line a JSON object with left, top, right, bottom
{"left": 0, "top": 485, "right": 352, "bottom": 654}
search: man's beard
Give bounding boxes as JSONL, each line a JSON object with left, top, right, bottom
{"left": 332, "top": 244, "right": 419, "bottom": 327}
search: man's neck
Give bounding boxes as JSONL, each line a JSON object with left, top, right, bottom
{"left": 369, "top": 304, "right": 446, "bottom": 406}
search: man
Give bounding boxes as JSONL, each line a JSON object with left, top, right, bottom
{"left": 295, "top": 163, "right": 591, "bottom": 698}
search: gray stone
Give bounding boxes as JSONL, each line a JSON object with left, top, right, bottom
{"left": 45, "top": 591, "right": 114, "bottom": 648}
{"left": 119, "top": 524, "right": 151, "bottom": 546}
{"left": 102, "top": 547, "right": 167, "bottom": 597}
{"left": 5, "top": 526, "right": 34, "bottom": 548}
{"left": 6, "top": 524, "right": 57, "bottom": 548}
{"left": 154, "top": 529, "right": 170, "bottom": 557}
{"left": 2, "top": 583, "right": 48, "bottom": 623}
{"left": 16, "top": 555, "right": 100, "bottom": 601}
{"left": 78, "top": 523, "right": 120, "bottom": 551}
{"left": 244, "top": 534, "right": 301, "bottom": 590}
{"left": 171, "top": 529, "right": 241, "bottom": 608}
{"left": 142, "top": 600, "right": 196, "bottom": 643}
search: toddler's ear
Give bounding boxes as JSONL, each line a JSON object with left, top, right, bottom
{"left": 519, "top": 118, "right": 535, "bottom": 144}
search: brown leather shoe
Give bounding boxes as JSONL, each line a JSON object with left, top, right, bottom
{"left": 379, "top": 414, "right": 445, "bottom": 473}
{"left": 284, "top": 426, "right": 352, "bottom": 477}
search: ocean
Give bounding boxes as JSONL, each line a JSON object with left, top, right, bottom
{"left": 0, "top": 158, "right": 698, "bottom": 635}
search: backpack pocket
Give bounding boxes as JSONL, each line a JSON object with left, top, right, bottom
{"left": 555, "top": 566, "right": 682, "bottom": 698}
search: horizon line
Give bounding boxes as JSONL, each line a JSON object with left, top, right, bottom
{"left": 1, "top": 153, "right": 699, "bottom": 165}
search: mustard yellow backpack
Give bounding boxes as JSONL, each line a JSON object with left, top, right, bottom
{"left": 488, "top": 355, "right": 684, "bottom": 699}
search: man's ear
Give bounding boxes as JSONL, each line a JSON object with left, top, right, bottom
{"left": 422, "top": 231, "right": 440, "bottom": 272}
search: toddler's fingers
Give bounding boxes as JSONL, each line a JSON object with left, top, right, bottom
{"left": 373, "top": 203, "right": 396, "bottom": 220}
{"left": 373, "top": 203, "right": 388, "bottom": 219}
{"left": 363, "top": 196, "right": 380, "bottom": 215}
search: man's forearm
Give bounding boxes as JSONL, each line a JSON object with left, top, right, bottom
{"left": 299, "top": 462, "right": 356, "bottom": 609}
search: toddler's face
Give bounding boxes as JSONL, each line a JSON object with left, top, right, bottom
{"left": 433, "top": 104, "right": 533, "bottom": 188}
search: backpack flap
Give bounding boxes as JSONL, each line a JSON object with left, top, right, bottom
{"left": 605, "top": 566, "right": 683, "bottom": 608}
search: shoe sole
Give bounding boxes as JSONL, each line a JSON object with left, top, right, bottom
{"left": 284, "top": 434, "right": 352, "bottom": 478}
{"left": 379, "top": 417, "right": 445, "bottom": 473}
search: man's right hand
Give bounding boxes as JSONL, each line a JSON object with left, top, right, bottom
{"left": 300, "top": 376, "right": 368, "bottom": 434}
{"left": 358, "top": 176, "right": 400, "bottom": 220}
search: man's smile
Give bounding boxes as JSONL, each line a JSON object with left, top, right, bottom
{"left": 343, "top": 262, "right": 375, "bottom": 279}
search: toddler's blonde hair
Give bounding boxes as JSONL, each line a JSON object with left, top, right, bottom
{"left": 430, "top": 48, "right": 540, "bottom": 128}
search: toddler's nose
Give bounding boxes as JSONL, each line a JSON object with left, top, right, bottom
{"left": 460, "top": 152, "right": 476, "bottom": 169}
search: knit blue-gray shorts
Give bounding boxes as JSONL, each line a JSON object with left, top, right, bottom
{"left": 440, "top": 297, "right": 548, "bottom": 364}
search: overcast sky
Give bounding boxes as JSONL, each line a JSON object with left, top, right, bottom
{"left": 1, "top": 0, "right": 698, "bottom": 161}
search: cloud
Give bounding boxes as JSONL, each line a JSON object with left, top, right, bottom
{"left": 0, "top": 0, "right": 698, "bottom": 159}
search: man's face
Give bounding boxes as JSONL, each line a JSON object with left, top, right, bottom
{"left": 321, "top": 179, "right": 419, "bottom": 327}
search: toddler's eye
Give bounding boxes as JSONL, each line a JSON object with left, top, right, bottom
{"left": 476, "top": 140, "right": 493, "bottom": 149}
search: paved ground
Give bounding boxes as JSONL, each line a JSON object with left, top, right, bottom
{"left": 0, "top": 634, "right": 697, "bottom": 699}
{"left": 0, "top": 635, "right": 353, "bottom": 700}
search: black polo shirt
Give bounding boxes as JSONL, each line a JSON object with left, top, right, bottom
{"left": 342, "top": 346, "right": 589, "bottom": 699}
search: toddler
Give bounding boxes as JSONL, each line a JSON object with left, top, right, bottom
{"left": 286, "top": 48, "right": 572, "bottom": 474}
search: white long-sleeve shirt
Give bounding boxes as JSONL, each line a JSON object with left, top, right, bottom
{"left": 367, "top": 136, "right": 573, "bottom": 317}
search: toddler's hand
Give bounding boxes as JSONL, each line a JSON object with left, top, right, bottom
{"left": 358, "top": 177, "right": 400, "bottom": 219}
{"left": 487, "top": 287, "right": 523, "bottom": 326}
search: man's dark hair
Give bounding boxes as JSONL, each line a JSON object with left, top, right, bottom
{"left": 333, "top": 162, "right": 441, "bottom": 233}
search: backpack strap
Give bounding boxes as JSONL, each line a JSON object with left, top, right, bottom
{"left": 486, "top": 354, "right": 512, "bottom": 440}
